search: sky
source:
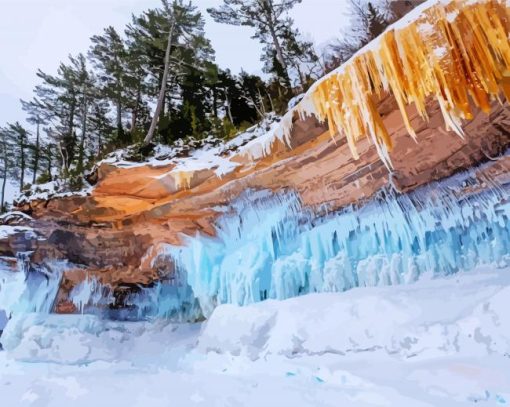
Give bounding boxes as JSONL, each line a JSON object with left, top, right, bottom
{"left": 0, "top": 0, "right": 350, "bottom": 127}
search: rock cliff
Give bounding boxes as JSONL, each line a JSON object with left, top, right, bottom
{"left": 4, "top": 0, "right": 510, "bottom": 316}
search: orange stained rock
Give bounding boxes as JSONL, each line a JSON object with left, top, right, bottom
{"left": 303, "top": 0, "right": 510, "bottom": 165}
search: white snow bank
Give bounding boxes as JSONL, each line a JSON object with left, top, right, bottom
{"left": 198, "top": 267, "right": 510, "bottom": 360}
{"left": 0, "top": 313, "right": 201, "bottom": 365}
{"left": 4, "top": 266, "right": 510, "bottom": 366}
{"left": 1, "top": 267, "right": 510, "bottom": 406}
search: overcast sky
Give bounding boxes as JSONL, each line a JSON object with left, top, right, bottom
{"left": 0, "top": 0, "right": 349, "bottom": 126}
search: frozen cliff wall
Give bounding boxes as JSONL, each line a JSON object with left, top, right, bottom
{"left": 3, "top": 0, "right": 510, "bottom": 320}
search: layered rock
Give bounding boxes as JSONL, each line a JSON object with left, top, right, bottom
{"left": 4, "top": 0, "right": 510, "bottom": 314}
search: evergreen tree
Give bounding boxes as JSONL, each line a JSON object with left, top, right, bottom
{"left": 40, "top": 132, "right": 57, "bottom": 183}
{"left": 5, "top": 122, "right": 29, "bottom": 192}
{"left": 127, "top": 0, "right": 215, "bottom": 144}
{"left": 208, "top": 0, "right": 302, "bottom": 84}
{"left": 34, "top": 54, "right": 98, "bottom": 176}
{"left": 21, "top": 98, "right": 50, "bottom": 184}
{"left": 89, "top": 26, "right": 130, "bottom": 144}
{"left": 0, "top": 127, "right": 16, "bottom": 211}
{"left": 217, "top": 69, "right": 259, "bottom": 127}
{"left": 35, "top": 62, "right": 79, "bottom": 173}
{"left": 88, "top": 98, "right": 114, "bottom": 155}
{"left": 124, "top": 43, "right": 150, "bottom": 140}
{"left": 70, "top": 53, "right": 96, "bottom": 175}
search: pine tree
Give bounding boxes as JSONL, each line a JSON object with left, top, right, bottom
{"left": 21, "top": 98, "right": 50, "bottom": 184}
{"left": 40, "top": 133, "right": 57, "bottom": 183}
{"left": 70, "top": 53, "right": 96, "bottom": 175}
{"left": 88, "top": 98, "right": 114, "bottom": 155}
{"left": 89, "top": 26, "right": 129, "bottom": 143}
{"left": 124, "top": 43, "right": 149, "bottom": 140}
{"left": 34, "top": 54, "right": 98, "bottom": 177}
{"left": 208, "top": 0, "right": 302, "bottom": 84}
{"left": 0, "top": 127, "right": 16, "bottom": 212}
{"left": 127, "top": 0, "right": 215, "bottom": 144}
{"left": 35, "top": 62, "right": 79, "bottom": 174}
{"left": 5, "top": 122, "right": 29, "bottom": 192}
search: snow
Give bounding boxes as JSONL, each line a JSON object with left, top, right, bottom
{"left": 1, "top": 313, "right": 200, "bottom": 365}
{"left": 102, "top": 114, "right": 285, "bottom": 188}
{"left": 199, "top": 268, "right": 510, "bottom": 360}
{"left": 15, "top": 179, "right": 93, "bottom": 206}
{"left": 0, "top": 225, "right": 35, "bottom": 240}
{"left": 0, "top": 211, "right": 32, "bottom": 224}
{"left": 1, "top": 267, "right": 510, "bottom": 406}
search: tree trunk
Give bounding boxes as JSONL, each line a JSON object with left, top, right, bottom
{"left": 212, "top": 87, "right": 218, "bottom": 117}
{"left": 46, "top": 149, "right": 52, "bottom": 181}
{"left": 116, "top": 97, "right": 122, "bottom": 137}
{"left": 268, "top": 24, "right": 287, "bottom": 75}
{"left": 19, "top": 134, "right": 25, "bottom": 192}
{"left": 78, "top": 92, "right": 88, "bottom": 174}
{"left": 32, "top": 119, "right": 40, "bottom": 184}
{"left": 262, "top": 2, "right": 288, "bottom": 78}
{"left": 131, "top": 82, "right": 141, "bottom": 132}
{"left": 224, "top": 90, "right": 234, "bottom": 124}
{"left": 1, "top": 142, "right": 7, "bottom": 212}
{"left": 144, "top": 21, "right": 175, "bottom": 144}
{"left": 98, "top": 130, "right": 103, "bottom": 156}
{"left": 64, "top": 97, "right": 76, "bottom": 171}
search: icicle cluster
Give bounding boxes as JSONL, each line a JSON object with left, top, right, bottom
{"left": 296, "top": 0, "right": 510, "bottom": 164}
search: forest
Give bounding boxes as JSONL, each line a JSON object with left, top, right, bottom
{"left": 0, "top": 0, "right": 421, "bottom": 211}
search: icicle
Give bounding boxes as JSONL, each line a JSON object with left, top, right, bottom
{"left": 282, "top": 0, "right": 510, "bottom": 163}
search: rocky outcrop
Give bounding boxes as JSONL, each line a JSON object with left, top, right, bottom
{"left": 6, "top": 0, "right": 510, "bottom": 310}
{"left": 15, "top": 98, "right": 510, "bottom": 290}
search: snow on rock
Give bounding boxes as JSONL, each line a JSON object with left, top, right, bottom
{"left": 0, "top": 211, "right": 32, "bottom": 225}
{"left": 287, "top": 93, "right": 304, "bottom": 110}
{"left": 0, "top": 225, "right": 35, "bottom": 240}
{"left": 198, "top": 267, "right": 510, "bottom": 361}
{"left": 100, "top": 114, "right": 284, "bottom": 188}
{"left": 15, "top": 179, "right": 93, "bottom": 206}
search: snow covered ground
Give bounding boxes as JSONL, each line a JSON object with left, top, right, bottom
{"left": 1, "top": 266, "right": 510, "bottom": 406}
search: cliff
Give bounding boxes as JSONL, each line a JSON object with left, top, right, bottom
{"left": 4, "top": 0, "right": 510, "bottom": 317}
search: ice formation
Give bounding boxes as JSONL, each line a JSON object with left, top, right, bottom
{"left": 56, "top": 157, "right": 510, "bottom": 320}
{"left": 2, "top": 0, "right": 510, "bottom": 323}
{"left": 284, "top": 0, "right": 510, "bottom": 164}
{"left": 0, "top": 254, "right": 66, "bottom": 318}
{"left": 99, "top": 0, "right": 510, "bottom": 189}
{"left": 150, "top": 165, "right": 510, "bottom": 318}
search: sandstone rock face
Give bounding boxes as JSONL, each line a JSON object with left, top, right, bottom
{"left": 6, "top": 0, "right": 510, "bottom": 311}
{"left": 14, "top": 97, "right": 510, "bottom": 295}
